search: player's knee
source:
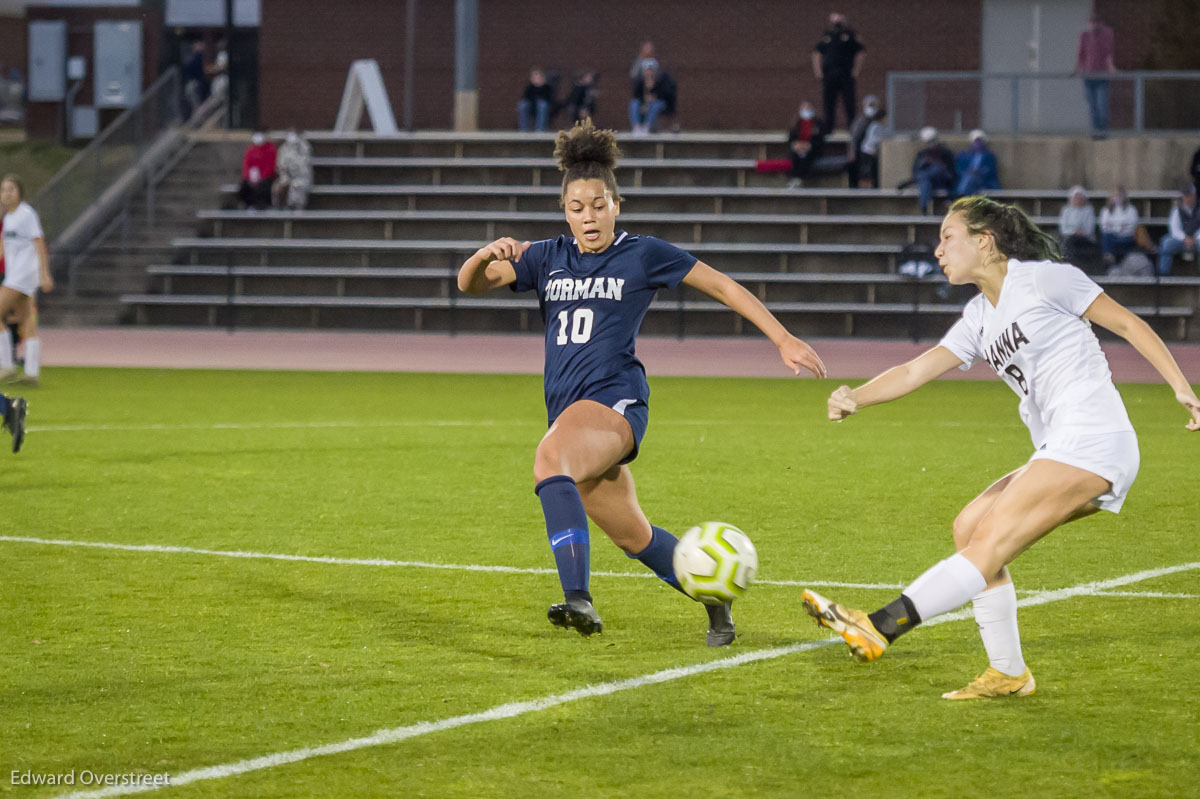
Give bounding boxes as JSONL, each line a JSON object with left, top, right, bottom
{"left": 532, "top": 441, "right": 568, "bottom": 484}
{"left": 960, "top": 520, "right": 1013, "bottom": 575}
{"left": 951, "top": 511, "right": 978, "bottom": 551}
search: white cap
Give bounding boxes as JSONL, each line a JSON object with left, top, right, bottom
{"left": 968, "top": 128, "right": 987, "bottom": 142}
{"left": 1069, "top": 184, "right": 1087, "bottom": 198}
{"left": 919, "top": 126, "right": 937, "bottom": 143}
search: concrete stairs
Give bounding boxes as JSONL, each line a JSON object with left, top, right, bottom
{"left": 40, "top": 137, "right": 244, "bottom": 327}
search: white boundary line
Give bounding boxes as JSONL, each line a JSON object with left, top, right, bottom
{"left": 49, "top": 559, "right": 1200, "bottom": 799}
{"left": 25, "top": 418, "right": 1003, "bottom": 434}
{"left": 0, "top": 536, "right": 905, "bottom": 591}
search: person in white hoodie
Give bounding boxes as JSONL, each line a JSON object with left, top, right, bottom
{"left": 1098, "top": 186, "right": 1138, "bottom": 264}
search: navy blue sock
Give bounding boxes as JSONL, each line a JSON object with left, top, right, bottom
{"left": 0, "top": 393, "right": 8, "bottom": 418}
{"left": 535, "top": 475, "right": 590, "bottom": 601}
{"left": 629, "top": 525, "right": 685, "bottom": 594}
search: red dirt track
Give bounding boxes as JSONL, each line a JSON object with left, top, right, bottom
{"left": 40, "top": 327, "right": 1200, "bottom": 383}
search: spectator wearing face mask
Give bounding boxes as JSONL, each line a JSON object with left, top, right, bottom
{"left": 910, "top": 126, "right": 956, "bottom": 215}
{"left": 238, "top": 131, "right": 277, "bottom": 210}
{"left": 786, "top": 101, "right": 827, "bottom": 188}
{"left": 1058, "top": 185, "right": 1102, "bottom": 274}
{"left": 955, "top": 130, "right": 1001, "bottom": 196}
{"left": 273, "top": 129, "right": 312, "bottom": 210}
{"left": 846, "top": 94, "right": 880, "bottom": 187}
{"left": 812, "top": 12, "right": 865, "bottom": 131}
{"left": 1098, "top": 187, "right": 1138, "bottom": 265}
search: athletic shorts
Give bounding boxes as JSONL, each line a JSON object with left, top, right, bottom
{"left": 1, "top": 261, "right": 37, "bottom": 297}
{"left": 1028, "top": 429, "right": 1140, "bottom": 513}
{"left": 548, "top": 375, "right": 649, "bottom": 465}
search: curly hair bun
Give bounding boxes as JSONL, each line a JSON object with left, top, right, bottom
{"left": 553, "top": 119, "right": 620, "bottom": 173}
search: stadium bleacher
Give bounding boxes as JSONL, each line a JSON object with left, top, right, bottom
{"left": 119, "top": 132, "right": 1198, "bottom": 341}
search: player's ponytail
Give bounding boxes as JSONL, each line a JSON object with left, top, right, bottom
{"left": 553, "top": 119, "right": 622, "bottom": 204}
{"left": 950, "top": 195, "right": 1062, "bottom": 263}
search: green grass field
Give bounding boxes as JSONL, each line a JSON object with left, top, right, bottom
{"left": 2, "top": 368, "right": 1198, "bottom": 798}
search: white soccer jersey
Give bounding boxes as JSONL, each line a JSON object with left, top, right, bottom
{"left": 1, "top": 202, "right": 44, "bottom": 295}
{"left": 938, "top": 259, "right": 1134, "bottom": 448}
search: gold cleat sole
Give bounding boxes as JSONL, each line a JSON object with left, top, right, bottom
{"left": 802, "top": 589, "right": 887, "bottom": 662}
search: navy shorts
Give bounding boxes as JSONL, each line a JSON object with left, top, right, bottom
{"left": 548, "top": 378, "right": 649, "bottom": 465}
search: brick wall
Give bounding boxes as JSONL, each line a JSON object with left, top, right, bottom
{"left": 24, "top": 6, "right": 163, "bottom": 140}
{"left": 258, "top": 0, "right": 1161, "bottom": 132}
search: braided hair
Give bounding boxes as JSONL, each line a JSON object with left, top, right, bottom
{"left": 553, "top": 119, "right": 623, "bottom": 204}
{"left": 949, "top": 195, "right": 1062, "bottom": 263}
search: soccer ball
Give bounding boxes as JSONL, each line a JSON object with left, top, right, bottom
{"left": 672, "top": 521, "right": 758, "bottom": 605}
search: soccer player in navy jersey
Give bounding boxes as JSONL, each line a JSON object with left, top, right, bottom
{"left": 0, "top": 390, "right": 26, "bottom": 452}
{"left": 458, "top": 120, "right": 827, "bottom": 645}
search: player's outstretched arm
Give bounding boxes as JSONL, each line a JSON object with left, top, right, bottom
{"left": 683, "top": 262, "right": 826, "bottom": 377}
{"left": 1084, "top": 293, "right": 1200, "bottom": 431}
{"left": 829, "top": 345, "right": 964, "bottom": 421}
{"left": 457, "top": 237, "right": 527, "bottom": 295}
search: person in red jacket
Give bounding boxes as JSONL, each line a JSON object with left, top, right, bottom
{"left": 238, "top": 131, "right": 278, "bottom": 210}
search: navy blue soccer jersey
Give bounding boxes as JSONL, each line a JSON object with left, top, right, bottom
{"left": 510, "top": 230, "right": 698, "bottom": 422}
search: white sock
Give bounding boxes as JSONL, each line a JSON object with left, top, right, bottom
{"left": 23, "top": 337, "right": 39, "bottom": 378}
{"left": 903, "top": 553, "right": 987, "bottom": 622}
{"left": 0, "top": 327, "right": 12, "bottom": 370}
{"left": 972, "top": 582, "right": 1026, "bottom": 676}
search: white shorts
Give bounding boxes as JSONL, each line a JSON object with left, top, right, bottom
{"left": 1028, "top": 430, "right": 1140, "bottom": 513}
{"left": 1, "top": 261, "right": 38, "bottom": 297}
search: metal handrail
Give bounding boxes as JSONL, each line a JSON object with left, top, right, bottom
{"left": 885, "top": 69, "right": 1200, "bottom": 135}
{"left": 32, "top": 67, "right": 183, "bottom": 243}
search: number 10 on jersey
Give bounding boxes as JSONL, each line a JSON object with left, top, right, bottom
{"left": 556, "top": 309, "right": 594, "bottom": 345}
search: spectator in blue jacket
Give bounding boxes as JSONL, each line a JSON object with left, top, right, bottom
{"left": 955, "top": 130, "right": 1001, "bottom": 195}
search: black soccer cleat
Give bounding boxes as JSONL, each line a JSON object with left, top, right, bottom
{"left": 547, "top": 597, "right": 603, "bottom": 638}
{"left": 3, "top": 396, "right": 26, "bottom": 454}
{"left": 705, "top": 601, "right": 736, "bottom": 647}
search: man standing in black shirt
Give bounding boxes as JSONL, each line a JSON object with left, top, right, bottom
{"left": 812, "top": 12, "right": 865, "bottom": 131}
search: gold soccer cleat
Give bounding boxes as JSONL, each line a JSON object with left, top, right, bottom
{"left": 941, "top": 666, "right": 1036, "bottom": 700}
{"left": 802, "top": 589, "right": 888, "bottom": 662}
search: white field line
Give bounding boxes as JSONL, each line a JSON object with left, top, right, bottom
{"left": 0, "top": 536, "right": 905, "bottom": 591}
{"left": 1085, "top": 590, "right": 1197, "bottom": 599}
{"left": 50, "top": 558, "right": 1200, "bottom": 799}
{"left": 24, "top": 418, "right": 999, "bottom": 434}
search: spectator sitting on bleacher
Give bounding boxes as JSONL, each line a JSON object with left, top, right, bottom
{"left": 1157, "top": 181, "right": 1200, "bottom": 276}
{"left": 846, "top": 95, "right": 880, "bottom": 187}
{"left": 1058, "top": 185, "right": 1101, "bottom": 273}
{"left": 786, "top": 102, "right": 826, "bottom": 188}
{"left": 629, "top": 41, "right": 659, "bottom": 82}
{"left": 273, "top": 129, "right": 312, "bottom": 210}
{"left": 517, "top": 68, "right": 554, "bottom": 132}
{"left": 1098, "top": 186, "right": 1138, "bottom": 266}
{"left": 564, "top": 71, "right": 598, "bottom": 123}
{"left": 238, "top": 131, "right": 277, "bottom": 211}
{"left": 911, "top": 126, "right": 956, "bottom": 215}
{"left": 629, "top": 65, "right": 676, "bottom": 135}
{"left": 855, "top": 102, "right": 886, "bottom": 189}
{"left": 955, "top": 129, "right": 1001, "bottom": 195}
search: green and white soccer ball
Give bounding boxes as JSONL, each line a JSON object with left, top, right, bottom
{"left": 672, "top": 521, "right": 758, "bottom": 605}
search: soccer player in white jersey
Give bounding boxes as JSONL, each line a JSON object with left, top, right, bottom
{"left": 803, "top": 196, "right": 1200, "bottom": 699}
{"left": 0, "top": 174, "right": 53, "bottom": 386}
